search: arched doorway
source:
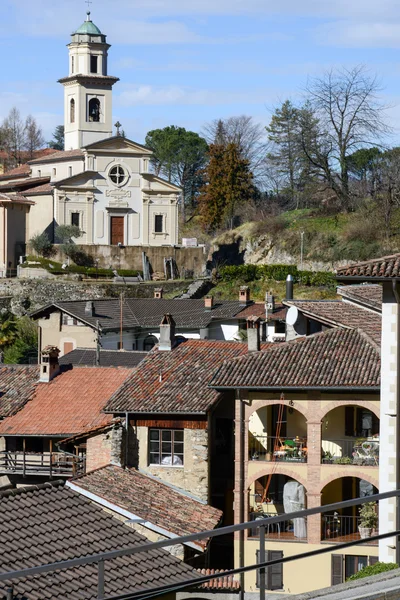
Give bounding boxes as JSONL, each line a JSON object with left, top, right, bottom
{"left": 321, "top": 477, "right": 378, "bottom": 544}
{"left": 143, "top": 335, "right": 157, "bottom": 351}
{"left": 249, "top": 474, "right": 307, "bottom": 542}
{"left": 249, "top": 405, "right": 307, "bottom": 462}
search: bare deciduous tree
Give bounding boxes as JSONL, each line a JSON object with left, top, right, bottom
{"left": 1, "top": 107, "right": 25, "bottom": 167}
{"left": 202, "top": 115, "right": 269, "bottom": 183}
{"left": 302, "top": 65, "right": 391, "bottom": 209}
{"left": 25, "top": 115, "right": 45, "bottom": 159}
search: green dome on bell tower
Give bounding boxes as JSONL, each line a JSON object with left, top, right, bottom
{"left": 74, "top": 12, "right": 103, "bottom": 35}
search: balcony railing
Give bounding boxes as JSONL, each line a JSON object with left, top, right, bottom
{"left": 249, "top": 435, "right": 307, "bottom": 463}
{"left": 322, "top": 438, "right": 379, "bottom": 466}
{"left": 322, "top": 513, "right": 378, "bottom": 545}
{"left": 0, "top": 451, "right": 85, "bottom": 477}
{"left": 249, "top": 511, "right": 307, "bottom": 541}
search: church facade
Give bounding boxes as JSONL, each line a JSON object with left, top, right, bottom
{"left": 0, "top": 11, "right": 180, "bottom": 264}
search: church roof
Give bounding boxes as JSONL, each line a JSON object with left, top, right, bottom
{"left": 74, "top": 12, "right": 102, "bottom": 35}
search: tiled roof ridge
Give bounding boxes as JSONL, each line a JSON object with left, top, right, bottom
{"left": 354, "top": 327, "right": 381, "bottom": 354}
{"left": 0, "top": 479, "right": 64, "bottom": 499}
{"left": 210, "top": 326, "right": 380, "bottom": 389}
{"left": 338, "top": 252, "right": 400, "bottom": 270}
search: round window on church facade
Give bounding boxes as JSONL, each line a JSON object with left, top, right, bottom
{"left": 109, "top": 165, "right": 127, "bottom": 187}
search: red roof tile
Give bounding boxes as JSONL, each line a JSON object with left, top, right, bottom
{"left": 28, "top": 149, "right": 84, "bottom": 164}
{"left": 69, "top": 465, "right": 222, "bottom": 549}
{"left": 284, "top": 299, "right": 381, "bottom": 344}
{"left": 105, "top": 339, "right": 248, "bottom": 414}
{"left": 337, "top": 253, "right": 400, "bottom": 280}
{"left": 0, "top": 367, "right": 130, "bottom": 436}
{"left": 197, "top": 569, "right": 240, "bottom": 590}
{"left": 0, "top": 365, "right": 39, "bottom": 418}
{"left": 210, "top": 327, "right": 380, "bottom": 390}
{"left": 338, "top": 284, "right": 382, "bottom": 310}
{"left": 22, "top": 182, "right": 53, "bottom": 195}
{"left": 0, "top": 192, "right": 34, "bottom": 205}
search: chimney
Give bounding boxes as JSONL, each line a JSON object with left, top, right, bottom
{"left": 85, "top": 301, "right": 95, "bottom": 316}
{"left": 247, "top": 317, "right": 261, "bottom": 352}
{"left": 286, "top": 275, "right": 294, "bottom": 301}
{"left": 204, "top": 296, "right": 214, "bottom": 310}
{"left": 159, "top": 314, "right": 176, "bottom": 351}
{"left": 265, "top": 290, "right": 275, "bottom": 318}
{"left": 40, "top": 346, "right": 60, "bottom": 382}
{"left": 154, "top": 288, "right": 163, "bottom": 299}
{"left": 239, "top": 286, "right": 251, "bottom": 305}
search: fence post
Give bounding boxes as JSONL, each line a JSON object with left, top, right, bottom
{"left": 97, "top": 560, "right": 105, "bottom": 599}
{"left": 259, "top": 525, "right": 266, "bottom": 600}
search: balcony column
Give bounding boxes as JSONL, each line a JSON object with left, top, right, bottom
{"left": 307, "top": 493, "right": 322, "bottom": 544}
{"left": 379, "top": 282, "right": 400, "bottom": 564}
{"left": 307, "top": 419, "right": 322, "bottom": 543}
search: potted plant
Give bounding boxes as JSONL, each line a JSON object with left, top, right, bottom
{"left": 322, "top": 450, "right": 333, "bottom": 464}
{"left": 358, "top": 502, "right": 378, "bottom": 539}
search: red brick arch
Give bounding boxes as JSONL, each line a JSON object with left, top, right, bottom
{"left": 248, "top": 399, "right": 309, "bottom": 422}
{"left": 319, "top": 469, "right": 379, "bottom": 494}
{"left": 318, "top": 399, "right": 379, "bottom": 422}
{"left": 247, "top": 465, "right": 309, "bottom": 492}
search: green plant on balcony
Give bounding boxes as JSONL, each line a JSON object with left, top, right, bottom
{"left": 322, "top": 450, "right": 333, "bottom": 464}
{"left": 358, "top": 502, "right": 378, "bottom": 539}
{"left": 334, "top": 456, "right": 352, "bottom": 464}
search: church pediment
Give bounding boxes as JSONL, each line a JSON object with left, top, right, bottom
{"left": 83, "top": 136, "right": 153, "bottom": 156}
{"left": 54, "top": 170, "right": 102, "bottom": 189}
{"left": 143, "top": 174, "right": 182, "bottom": 193}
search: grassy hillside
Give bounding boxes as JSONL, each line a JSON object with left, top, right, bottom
{"left": 209, "top": 277, "right": 337, "bottom": 302}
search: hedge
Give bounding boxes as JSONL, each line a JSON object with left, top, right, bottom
{"left": 219, "top": 264, "right": 335, "bottom": 288}
{"left": 346, "top": 562, "right": 398, "bottom": 581}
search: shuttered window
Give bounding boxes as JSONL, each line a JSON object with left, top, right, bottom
{"left": 256, "top": 550, "right": 283, "bottom": 590}
{"left": 331, "top": 554, "right": 343, "bottom": 586}
{"left": 332, "top": 555, "right": 377, "bottom": 584}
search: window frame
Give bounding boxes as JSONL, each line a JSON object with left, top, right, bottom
{"left": 148, "top": 428, "right": 184, "bottom": 467}
{"left": 90, "top": 55, "right": 98, "bottom": 74}
{"left": 71, "top": 212, "right": 80, "bottom": 228}
{"left": 109, "top": 165, "right": 128, "bottom": 187}
{"left": 154, "top": 214, "right": 164, "bottom": 233}
{"left": 70, "top": 98, "right": 75, "bottom": 124}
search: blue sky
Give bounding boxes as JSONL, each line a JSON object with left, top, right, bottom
{"left": 2, "top": 0, "right": 400, "bottom": 145}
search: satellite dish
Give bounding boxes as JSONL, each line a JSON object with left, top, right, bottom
{"left": 286, "top": 306, "right": 299, "bottom": 326}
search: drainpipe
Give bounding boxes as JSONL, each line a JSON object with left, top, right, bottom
{"left": 238, "top": 391, "right": 245, "bottom": 600}
{"left": 393, "top": 281, "right": 400, "bottom": 568}
{"left": 125, "top": 413, "right": 129, "bottom": 468}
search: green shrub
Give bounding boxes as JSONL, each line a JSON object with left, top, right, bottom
{"left": 218, "top": 264, "right": 335, "bottom": 288}
{"left": 61, "top": 244, "right": 94, "bottom": 267}
{"left": 55, "top": 224, "right": 83, "bottom": 243}
{"left": 29, "top": 233, "right": 55, "bottom": 258}
{"left": 346, "top": 562, "right": 398, "bottom": 581}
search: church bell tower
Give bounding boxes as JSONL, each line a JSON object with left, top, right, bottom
{"left": 59, "top": 12, "right": 119, "bottom": 150}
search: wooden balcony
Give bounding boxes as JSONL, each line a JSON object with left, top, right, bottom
{"left": 0, "top": 451, "right": 85, "bottom": 477}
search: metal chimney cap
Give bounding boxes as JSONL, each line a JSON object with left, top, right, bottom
{"left": 286, "top": 274, "right": 294, "bottom": 282}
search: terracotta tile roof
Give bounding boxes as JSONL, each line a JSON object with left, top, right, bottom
{"left": 337, "top": 284, "right": 382, "bottom": 311}
{"left": 105, "top": 339, "right": 248, "bottom": 414}
{"left": 196, "top": 569, "right": 241, "bottom": 590}
{"left": 210, "top": 327, "right": 380, "bottom": 390}
{"left": 0, "top": 481, "right": 197, "bottom": 600}
{"left": 22, "top": 182, "right": 53, "bottom": 195}
{"left": 69, "top": 465, "right": 222, "bottom": 549}
{"left": 31, "top": 298, "right": 255, "bottom": 330}
{"left": 337, "top": 253, "right": 400, "bottom": 280}
{"left": 284, "top": 299, "right": 381, "bottom": 344}
{"left": 28, "top": 149, "right": 84, "bottom": 164}
{"left": 0, "top": 366, "right": 130, "bottom": 436}
{"left": 0, "top": 365, "right": 39, "bottom": 418}
{"left": 0, "top": 176, "right": 50, "bottom": 192}
{"left": 237, "top": 302, "right": 287, "bottom": 321}
{"left": 59, "top": 348, "right": 147, "bottom": 368}
{"left": 0, "top": 164, "right": 31, "bottom": 178}
{"left": 0, "top": 192, "right": 34, "bottom": 205}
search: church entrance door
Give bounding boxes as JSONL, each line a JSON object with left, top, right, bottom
{"left": 110, "top": 216, "right": 124, "bottom": 245}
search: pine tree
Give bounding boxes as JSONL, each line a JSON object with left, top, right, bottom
{"left": 199, "top": 143, "right": 254, "bottom": 231}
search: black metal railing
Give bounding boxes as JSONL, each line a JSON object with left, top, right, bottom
{"left": 249, "top": 435, "right": 307, "bottom": 463}
{"left": 249, "top": 511, "right": 307, "bottom": 541}
{"left": 0, "top": 450, "right": 85, "bottom": 477}
{"left": 322, "top": 513, "right": 378, "bottom": 545}
{"left": 322, "top": 437, "right": 379, "bottom": 465}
